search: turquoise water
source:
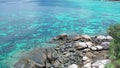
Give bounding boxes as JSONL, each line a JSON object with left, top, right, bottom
{"left": 0, "top": 0, "right": 120, "bottom": 68}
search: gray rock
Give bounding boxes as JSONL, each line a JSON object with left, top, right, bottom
{"left": 82, "top": 56, "right": 89, "bottom": 61}
{"left": 106, "top": 36, "right": 113, "bottom": 41}
{"left": 68, "top": 64, "right": 78, "bottom": 68}
{"left": 95, "top": 35, "right": 106, "bottom": 42}
{"left": 53, "top": 60, "right": 61, "bottom": 68}
{"left": 96, "top": 35, "right": 106, "bottom": 40}
{"left": 68, "top": 48, "right": 75, "bottom": 53}
{"left": 55, "top": 47, "right": 60, "bottom": 51}
{"left": 101, "top": 42, "right": 110, "bottom": 49}
{"left": 96, "top": 45, "right": 103, "bottom": 50}
{"left": 72, "top": 34, "right": 91, "bottom": 41}
{"left": 86, "top": 42, "right": 93, "bottom": 48}
{"left": 83, "top": 63, "right": 91, "bottom": 68}
{"left": 63, "top": 52, "right": 68, "bottom": 55}
{"left": 74, "top": 42, "right": 88, "bottom": 50}
{"left": 53, "top": 33, "right": 68, "bottom": 40}
{"left": 83, "top": 48, "right": 90, "bottom": 52}
{"left": 92, "top": 59, "right": 111, "bottom": 68}
{"left": 90, "top": 46, "right": 97, "bottom": 51}
{"left": 80, "top": 34, "right": 91, "bottom": 40}
{"left": 85, "top": 52, "right": 94, "bottom": 58}
{"left": 14, "top": 48, "right": 59, "bottom": 68}
{"left": 72, "top": 36, "right": 81, "bottom": 41}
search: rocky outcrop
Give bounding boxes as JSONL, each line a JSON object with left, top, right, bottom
{"left": 14, "top": 48, "right": 58, "bottom": 68}
{"left": 14, "top": 34, "right": 112, "bottom": 68}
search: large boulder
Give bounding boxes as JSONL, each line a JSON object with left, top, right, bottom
{"left": 106, "top": 35, "right": 113, "bottom": 41}
{"left": 80, "top": 34, "right": 91, "bottom": 40}
{"left": 72, "top": 36, "right": 82, "bottom": 41}
{"left": 92, "top": 59, "right": 111, "bottom": 68}
{"left": 14, "top": 48, "right": 58, "bottom": 68}
{"left": 74, "top": 42, "right": 88, "bottom": 50}
{"left": 95, "top": 35, "right": 106, "bottom": 42}
{"left": 72, "top": 34, "right": 91, "bottom": 41}
{"left": 96, "top": 45, "right": 103, "bottom": 50}
{"left": 90, "top": 46, "right": 97, "bottom": 51}
{"left": 101, "top": 42, "right": 110, "bottom": 50}
{"left": 53, "top": 33, "right": 68, "bottom": 40}
{"left": 14, "top": 48, "right": 47, "bottom": 68}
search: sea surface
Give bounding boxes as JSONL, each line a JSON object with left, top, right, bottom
{"left": 0, "top": 0, "right": 120, "bottom": 68}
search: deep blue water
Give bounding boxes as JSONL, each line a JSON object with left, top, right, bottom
{"left": 0, "top": 0, "right": 120, "bottom": 68}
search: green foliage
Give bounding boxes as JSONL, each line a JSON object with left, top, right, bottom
{"left": 107, "top": 24, "right": 120, "bottom": 67}
{"left": 108, "top": 24, "right": 120, "bottom": 60}
{"left": 108, "top": 24, "right": 120, "bottom": 41}
{"left": 109, "top": 40, "right": 120, "bottom": 59}
{"left": 105, "top": 63, "right": 115, "bottom": 68}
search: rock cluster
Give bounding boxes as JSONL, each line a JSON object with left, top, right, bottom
{"left": 14, "top": 34, "right": 113, "bottom": 68}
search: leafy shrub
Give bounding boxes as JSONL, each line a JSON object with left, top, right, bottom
{"left": 108, "top": 24, "right": 120, "bottom": 59}
{"left": 108, "top": 24, "right": 120, "bottom": 41}
{"left": 107, "top": 24, "right": 120, "bottom": 68}
{"left": 105, "top": 63, "right": 115, "bottom": 68}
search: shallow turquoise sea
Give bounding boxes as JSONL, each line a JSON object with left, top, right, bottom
{"left": 0, "top": 0, "right": 120, "bottom": 68}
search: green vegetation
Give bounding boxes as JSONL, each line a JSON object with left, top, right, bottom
{"left": 106, "top": 24, "right": 120, "bottom": 68}
{"left": 108, "top": 24, "right": 120, "bottom": 41}
{"left": 105, "top": 63, "right": 115, "bottom": 68}
{"left": 108, "top": 24, "right": 120, "bottom": 59}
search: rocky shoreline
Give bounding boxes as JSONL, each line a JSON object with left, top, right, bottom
{"left": 14, "top": 34, "right": 113, "bottom": 68}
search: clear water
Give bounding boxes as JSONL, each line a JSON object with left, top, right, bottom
{"left": 0, "top": 0, "right": 120, "bottom": 68}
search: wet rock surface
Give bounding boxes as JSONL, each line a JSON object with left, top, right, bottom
{"left": 14, "top": 34, "right": 112, "bottom": 68}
